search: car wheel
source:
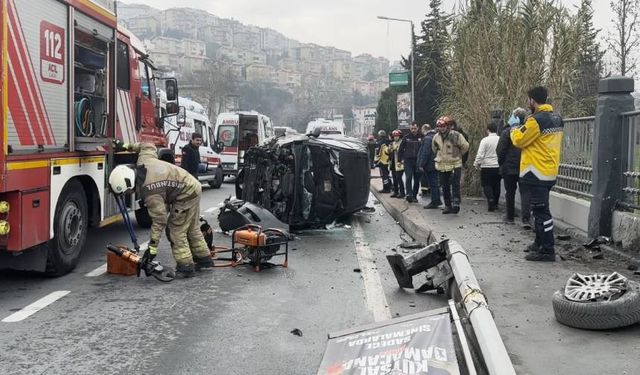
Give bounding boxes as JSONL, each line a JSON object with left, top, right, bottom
{"left": 552, "top": 273, "right": 640, "bottom": 330}
{"left": 208, "top": 168, "right": 223, "bottom": 189}
{"left": 46, "top": 180, "right": 88, "bottom": 276}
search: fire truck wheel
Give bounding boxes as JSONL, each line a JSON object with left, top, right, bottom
{"left": 46, "top": 180, "right": 88, "bottom": 276}
{"left": 208, "top": 168, "right": 224, "bottom": 189}
{"left": 135, "top": 207, "right": 152, "bottom": 229}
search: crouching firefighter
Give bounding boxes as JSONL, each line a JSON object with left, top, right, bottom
{"left": 108, "top": 142, "right": 214, "bottom": 278}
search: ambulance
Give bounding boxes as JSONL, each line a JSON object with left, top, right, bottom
{"left": 214, "top": 111, "right": 274, "bottom": 176}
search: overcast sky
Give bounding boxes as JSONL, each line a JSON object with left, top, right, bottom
{"left": 122, "top": 0, "right": 615, "bottom": 62}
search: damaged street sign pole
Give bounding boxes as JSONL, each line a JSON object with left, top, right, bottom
{"left": 446, "top": 240, "right": 516, "bottom": 375}
{"left": 386, "top": 240, "right": 516, "bottom": 374}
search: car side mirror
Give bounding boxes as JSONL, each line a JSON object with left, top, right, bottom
{"left": 165, "top": 79, "right": 178, "bottom": 101}
{"left": 166, "top": 102, "right": 179, "bottom": 115}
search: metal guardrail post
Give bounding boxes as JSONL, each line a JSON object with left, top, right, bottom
{"left": 446, "top": 240, "right": 516, "bottom": 375}
{"left": 588, "top": 77, "right": 635, "bottom": 238}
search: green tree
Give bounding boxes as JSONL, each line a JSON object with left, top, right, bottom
{"left": 566, "top": 0, "right": 603, "bottom": 116}
{"left": 438, "top": 0, "right": 584, "bottom": 194}
{"left": 375, "top": 87, "right": 398, "bottom": 134}
{"left": 414, "top": 0, "right": 451, "bottom": 126}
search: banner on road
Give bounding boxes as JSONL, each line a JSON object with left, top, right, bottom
{"left": 397, "top": 92, "right": 412, "bottom": 129}
{"left": 317, "top": 311, "right": 460, "bottom": 375}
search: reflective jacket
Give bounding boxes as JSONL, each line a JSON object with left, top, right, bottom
{"left": 432, "top": 130, "right": 470, "bottom": 172}
{"left": 510, "top": 104, "right": 564, "bottom": 186}
{"left": 374, "top": 141, "right": 390, "bottom": 166}
{"left": 132, "top": 143, "right": 202, "bottom": 247}
{"left": 390, "top": 139, "right": 404, "bottom": 172}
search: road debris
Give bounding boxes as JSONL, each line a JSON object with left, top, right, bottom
{"left": 584, "top": 236, "right": 610, "bottom": 249}
{"left": 353, "top": 268, "right": 361, "bottom": 273}
{"left": 553, "top": 272, "right": 640, "bottom": 330}
{"left": 557, "top": 234, "right": 572, "bottom": 241}
{"left": 399, "top": 241, "right": 424, "bottom": 249}
{"left": 290, "top": 328, "right": 303, "bottom": 337}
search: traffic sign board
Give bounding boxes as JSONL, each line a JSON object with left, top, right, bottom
{"left": 389, "top": 71, "right": 409, "bottom": 86}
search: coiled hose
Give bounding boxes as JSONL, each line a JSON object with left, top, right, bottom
{"left": 74, "top": 97, "right": 94, "bottom": 137}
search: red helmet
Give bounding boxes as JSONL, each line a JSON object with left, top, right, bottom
{"left": 392, "top": 130, "right": 402, "bottom": 137}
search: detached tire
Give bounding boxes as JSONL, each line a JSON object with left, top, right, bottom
{"left": 552, "top": 280, "right": 640, "bottom": 330}
{"left": 46, "top": 180, "right": 88, "bottom": 276}
{"left": 208, "top": 168, "right": 223, "bottom": 189}
{"left": 135, "top": 207, "right": 152, "bottom": 229}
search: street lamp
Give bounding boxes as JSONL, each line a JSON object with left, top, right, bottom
{"left": 377, "top": 15, "right": 415, "bottom": 122}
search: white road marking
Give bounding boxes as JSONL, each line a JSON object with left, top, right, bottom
{"left": 204, "top": 205, "right": 220, "bottom": 214}
{"left": 352, "top": 219, "right": 392, "bottom": 322}
{"left": 2, "top": 291, "right": 70, "bottom": 323}
{"left": 86, "top": 240, "right": 149, "bottom": 277}
{"left": 85, "top": 264, "right": 107, "bottom": 277}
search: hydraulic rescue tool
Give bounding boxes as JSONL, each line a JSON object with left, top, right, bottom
{"left": 200, "top": 217, "right": 291, "bottom": 272}
{"left": 105, "top": 194, "right": 175, "bottom": 282}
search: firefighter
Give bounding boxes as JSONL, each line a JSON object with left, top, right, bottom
{"left": 389, "top": 130, "right": 405, "bottom": 198}
{"left": 109, "top": 142, "right": 213, "bottom": 278}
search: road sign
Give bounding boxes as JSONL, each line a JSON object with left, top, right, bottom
{"left": 389, "top": 71, "right": 409, "bottom": 86}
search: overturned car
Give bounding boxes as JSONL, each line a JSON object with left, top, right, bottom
{"left": 235, "top": 134, "right": 370, "bottom": 228}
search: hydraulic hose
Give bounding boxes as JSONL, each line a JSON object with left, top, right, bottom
{"left": 74, "top": 97, "right": 94, "bottom": 137}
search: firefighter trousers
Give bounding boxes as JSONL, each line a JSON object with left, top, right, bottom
{"left": 166, "top": 202, "right": 211, "bottom": 266}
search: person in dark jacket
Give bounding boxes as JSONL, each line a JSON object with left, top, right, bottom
{"left": 497, "top": 108, "right": 530, "bottom": 224}
{"left": 417, "top": 127, "right": 441, "bottom": 208}
{"left": 448, "top": 118, "right": 470, "bottom": 166}
{"left": 367, "top": 135, "right": 376, "bottom": 169}
{"left": 181, "top": 132, "right": 203, "bottom": 179}
{"left": 419, "top": 124, "right": 432, "bottom": 197}
{"left": 398, "top": 122, "right": 423, "bottom": 203}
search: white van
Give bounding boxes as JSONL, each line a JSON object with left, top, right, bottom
{"left": 164, "top": 97, "right": 224, "bottom": 188}
{"left": 306, "top": 118, "right": 346, "bottom": 136}
{"left": 214, "top": 111, "right": 274, "bottom": 176}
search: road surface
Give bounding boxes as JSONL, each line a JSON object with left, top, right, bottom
{"left": 0, "top": 181, "right": 445, "bottom": 374}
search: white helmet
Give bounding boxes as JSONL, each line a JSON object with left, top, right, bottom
{"left": 109, "top": 165, "right": 136, "bottom": 194}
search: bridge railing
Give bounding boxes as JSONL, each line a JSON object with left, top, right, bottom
{"left": 621, "top": 110, "right": 640, "bottom": 210}
{"left": 553, "top": 116, "right": 595, "bottom": 200}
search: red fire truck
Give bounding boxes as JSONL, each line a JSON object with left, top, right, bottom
{"left": 0, "top": 0, "right": 179, "bottom": 275}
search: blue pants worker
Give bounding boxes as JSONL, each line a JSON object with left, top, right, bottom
{"left": 403, "top": 159, "right": 421, "bottom": 200}
{"left": 526, "top": 183, "right": 554, "bottom": 254}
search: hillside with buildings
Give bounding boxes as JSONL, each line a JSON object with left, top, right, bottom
{"left": 118, "top": 3, "right": 391, "bottom": 135}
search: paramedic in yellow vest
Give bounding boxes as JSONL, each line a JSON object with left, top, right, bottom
{"left": 511, "top": 86, "right": 564, "bottom": 262}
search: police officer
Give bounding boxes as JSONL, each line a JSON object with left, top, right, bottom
{"left": 109, "top": 143, "right": 213, "bottom": 277}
